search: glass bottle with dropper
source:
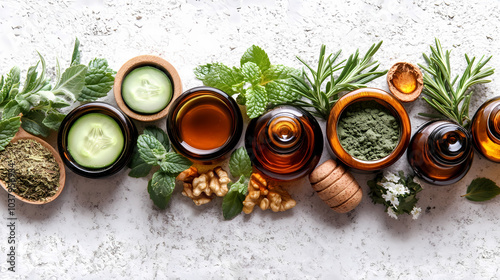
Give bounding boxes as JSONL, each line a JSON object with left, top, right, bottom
{"left": 245, "top": 105, "right": 323, "bottom": 181}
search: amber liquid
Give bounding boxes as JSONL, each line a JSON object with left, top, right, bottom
{"left": 177, "top": 96, "right": 232, "bottom": 150}
{"left": 471, "top": 97, "right": 500, "bottom": 162}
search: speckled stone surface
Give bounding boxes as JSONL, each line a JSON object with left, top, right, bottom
{"left": 1, "top": 0, "right": 500, "bottom": 279}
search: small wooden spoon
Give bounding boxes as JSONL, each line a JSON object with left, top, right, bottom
{"left": 0, "top": 127, "right": 66, "bottom": 205}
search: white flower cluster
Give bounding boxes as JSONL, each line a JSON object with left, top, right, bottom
{"left": 378, "top": 171, "right": 421, "bottom": 220}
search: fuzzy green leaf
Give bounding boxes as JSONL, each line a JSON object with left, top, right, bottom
{"left": 137, "top": 134, "right": 167, "bottom": 165}
{"left": 1, "top": 100, "right": 21, "bottom": 120}
{"left": 71, "top": 38, "right": 81, "bottom": 66}
{"left": 229, "top": 147, "right": 252, "bottom": 178}
{"left": 42, "top": 111, "right": 66, "bottom": 131}
{"left": 0, "top": 116, "right": 21, "bottom": 151}
{"left": 21, "top": 111, "right": 50, "bottom": 137}
{"left": 52, "top": 64, "right": 87, "bottom": 100}
{"left": 463, "top": 178, "right": 500, "bottom": 202}
{"left": 0, "top": 67, "right": 20, "bottom": 104}
{"left": 240, "top": 45, "right": 271, "bottom": 72}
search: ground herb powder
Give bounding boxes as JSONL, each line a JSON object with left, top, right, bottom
{"left": 337, "top": 101, "right": 400, "bottom": 161}
{"left": 0, "top": 139, "right": 60, "bottom": 201}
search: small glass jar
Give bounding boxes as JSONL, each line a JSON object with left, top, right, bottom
{"left": 327, "top": 88, "right": 411, "bottom": 172}
{"left": 166, "top": 86, "right": 243, "bottom": 163}
{"left": 114, "top": 55, "right": 182, "bottom": 122}
{"left": 58, "top": 102, "right": 137, "bottom": 178}
{"left": 245, "top": 105, "right": 323, "bottom": 181}
{"left": 407, "top": 120, "right": 474, "bottom": 185}
{"left": 471, "top": 96, "right": 500, "bottom": 162}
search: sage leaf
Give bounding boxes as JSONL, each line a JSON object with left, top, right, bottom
{"left": 159, "top": 153, "right": 192, "bottom": 174}
{"left": 222, "top": 176, "right": 248, "bottom": 220}
{"left": 42, "top": 111, "right": 66, "bottom": 131}
{"left": 21, "top": 63, "right": 39, "bottom": 94}
{"left": 137, "top": 134, "right": 167, "bottom": 165}
{"left": 0, "top": 116, "right": 21, "bottom": 151}
{"left": 1, "top": 100, "right": 21, "bottom": 120}
{"left": 229, "top": 147, "right": 252, "bottom": 178}
{"left": 0, "top": 66, "right": 20, "bottom": 103}
{"left": 463, "top": 178, "right": 500, "bottom": 202}
{"left": 52, "top": 64, "right": 87, "bottom": 100}
{"left": 71, "top": 38, "right": 81, "bottom": 66}
{"left": 147, "top": 179, "right": 172, "bottom": 209}
{"left": 143, "top": 126, "right": 170, "bottom": 150}
{"left": 240, "top": 45, "right": 271, "bottom": 72}
{"left": 21, "top": 110, "right": 50, "bottom": 137}
{"left": 78, "top": 58, "right": 115, "bottom": 101}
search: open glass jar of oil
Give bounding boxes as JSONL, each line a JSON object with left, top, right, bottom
{"left": 471, "top": 96, "right": 500, "bottom": 162}
{"left": 166, "top": 86, "right": 243, "bottom": 163}
{"left": 245, "top": 105, "right": 323, "bottom": 181}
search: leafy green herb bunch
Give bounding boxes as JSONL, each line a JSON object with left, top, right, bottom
{"left": 368, "top": 171, "right": 423, "bottom": 220}
{"left": 0, "top": 38, "right": 116, "bottom": 150}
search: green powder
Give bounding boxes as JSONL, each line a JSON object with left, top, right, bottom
{"left": 337, "top": 100, "right": 400, "bottom": 161}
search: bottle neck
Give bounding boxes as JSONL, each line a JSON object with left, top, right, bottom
{"left": 265, "top": 113, "right": 303, "bottom": 154}
{"left": 428, "top": 122, "right": 472, "bottom": 166}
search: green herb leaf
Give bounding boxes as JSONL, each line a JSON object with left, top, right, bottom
{"left": 222, "top": 176, "right": 248, "bottom": 220}
{"left": 21, "top": 110, "right": 50, "bottom": 137}
{"left": 246, "top": 85, "right": 268, "bottom": 119}
{"left": 78, "top": 58, "right": 115, "bottom": 101}
{"left": 128, "top": 145, "right": 153, "bottom": 178}
{"left": 159, "top": 153, "right": 192, "bottom": 174}
{"left": 241, "top": 62, "right": 261, "bottom": 85}
{"left": 147, "top": 178, "right": 172, "bottom": 209}
{"left": 151, "top": 170, "right": 176, "bottom": 197}
{"left": 0, "top": 66, "right": 20, "bottom": 104}
{"left": 71, "top": 38, "right": 81, "bottom": 66}
{"left": 52, "top": 64, "right": 87, "bottom": 101}
{"left": 143, "top": 126, "right": 170, "bottom": 151}
{"left": 240, "top": 45, "right": 271, "bottom": 72}
{"left": 194, "top": 63, "right": 244, "bottom": 95}
{"left": 21, "top": 63, "right": 39, "bottom": 94}
{"left": 229, "top": 147, "right": 252, "bottom": 178}
{"left": 0, "top": 116, "right": 21, "bottom": 151}
{"left": 1, "top": 100, "right": 21, "bottom": 120}
{"left": 42, "top": 111, "right": 66, "bottom": 131}
{"left": 137, "top": 134, "right": 167, "bottom": 165}
{"left": 463, "top": 178, "right": 500, "bottom": 202}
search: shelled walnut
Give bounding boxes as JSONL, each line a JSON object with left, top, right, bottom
{"left": 177, "top": 166, "right": 231, "bottom": 206}
{"left": 242, "top": 173, "right": 296, "bottom": 214}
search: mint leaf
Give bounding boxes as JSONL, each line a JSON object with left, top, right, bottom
{"left": 21, "top": 110, "right": 50, "bottom": 137}
{"left": 241, "top": 62, "right": 261, "bottom": 85}
{"left": 71, "top": 38, "right": 81, "bottom": 66}
{"left": 42, "top": 111, "right": 66, "bottom": 131}
{"left": 1, "top": 100, "right": 21, "bottom": 120}
{"left": 52, "top": 64, "right": 87, "bottom": 100}
{"left": 159, "top": 153, "right": 192, "bottom": 174}
{"left": 0, "top": 116, "right": 21, "bottom": 151}
{"left": 266, "top": 80, "right": 298, "bottom": 104}
{"left": 240, "top": 45, "right": 271, "bottom": 72}
{"left": 128, "top": 145, "right": 153, "bottom": 178}
{"left": 229, "top": 147, "right": 252, "bottom": 178}
{"left": 137, "top": 134, "right": 167, "bottom": 165}
{"left": 194, "top": 63, "right": 244, "bottom": 95}
{"left": 147, "top": 179, "right": 172, "bottom": 209}
{"left": 463, "top": 178, "right": 500, "bottom": 202}
{"left": 143, "top": 126, "right": 170, "bottom": 151}
{"left": 222, "top": 176, "right": 248, "bottom": 220}
{"left": 245, "top": 85, "right": 268, "bottom": 118}
{"left": 151, "top": 170, "right": 176, "bottom": 197}
{"left": 78, "top": 58, "right": 115, "bottom": 101}
{"left": 262, "top": 65, "right": 298, "bottom": 83}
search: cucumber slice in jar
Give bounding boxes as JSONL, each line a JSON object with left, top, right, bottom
{"left": 122, "top": 66, "right": 173, "bottom": 114}
{"left": 67, "top": 113, "right": 125, "bottom": 169}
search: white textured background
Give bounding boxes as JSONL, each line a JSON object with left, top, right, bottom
{"left": 1, "top": 0, "right": 500, "bottom": 279}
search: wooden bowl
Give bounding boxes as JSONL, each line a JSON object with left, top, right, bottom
{"left": 0, "top": 127, "right": 66, "bottom": 204}
{"left": 387, "top": 62, "right": 423, "bottom": 103}
{"left": 114, "top": 55, "right": 182, "bottom": 122}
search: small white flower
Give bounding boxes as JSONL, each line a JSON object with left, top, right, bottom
{"left": 411, "top": 207, "right": 422, "bottom": 220}
{"left": 384, "top": 172, "right": 400, "bottom": 183}
{"left": 382, "top": 192, "right": 400, "bottom": 208}
{"left": 387, "top": 207, "right": 398, "bottom": 219}
{"left": 380, "top": 181, "right": 396, "bottom": 192}
{"left": 392, "top": 183, "right": 410, "bottom": 196}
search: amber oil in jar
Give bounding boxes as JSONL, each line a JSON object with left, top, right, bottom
{"left": 245, "top": 105, "right": 323, "bottom": 181}
{"left": 471, "top": 96, "right": 500, "bottom": 162}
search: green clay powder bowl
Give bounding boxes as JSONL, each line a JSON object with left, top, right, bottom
{"left": 58, "top": 102, "right": 137, "bottom": 178}
{"left": 326, "top": 88, "right": 411, "bottom": 172}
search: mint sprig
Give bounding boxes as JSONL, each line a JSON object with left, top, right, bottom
{"left": 462, "top": 178, "right": 500, "bottom": 202}
{"left": 195, "top": 45, "right": 299, "bottom": 118}
{"left": 128, "top": 126, "right": 193, "bottom": 209}
{"left": 222, "top": 147, "right": 252, "bottom": 220}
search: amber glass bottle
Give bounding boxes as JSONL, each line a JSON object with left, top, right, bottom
{"left": 471, "top": 96, "right": 500, "bottom": 162}
{"left": 407, "top": 120, "right": 473, "bottom": 185}
{"left": 245, "top": 105, "right": 323, "bottom": 181}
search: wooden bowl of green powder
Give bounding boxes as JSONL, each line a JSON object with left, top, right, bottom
{"left": 327, "top": 88, "right": 411, "bottom": 171}
{"left": 0, "top": 127, "right": 66, "bottom": 204}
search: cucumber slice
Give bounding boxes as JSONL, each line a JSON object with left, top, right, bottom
{"left": 122, "top": 66, "right": 173, "bottom": 114}
{"left": 67, "top": 113, "right": 125, "bottom": 169}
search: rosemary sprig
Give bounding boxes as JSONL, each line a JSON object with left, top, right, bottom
{"left": 418, "top": 38, "right": 494, "bottom": 127}
{"left": 289, "top": 42, "right": 387, "bottom": 119}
